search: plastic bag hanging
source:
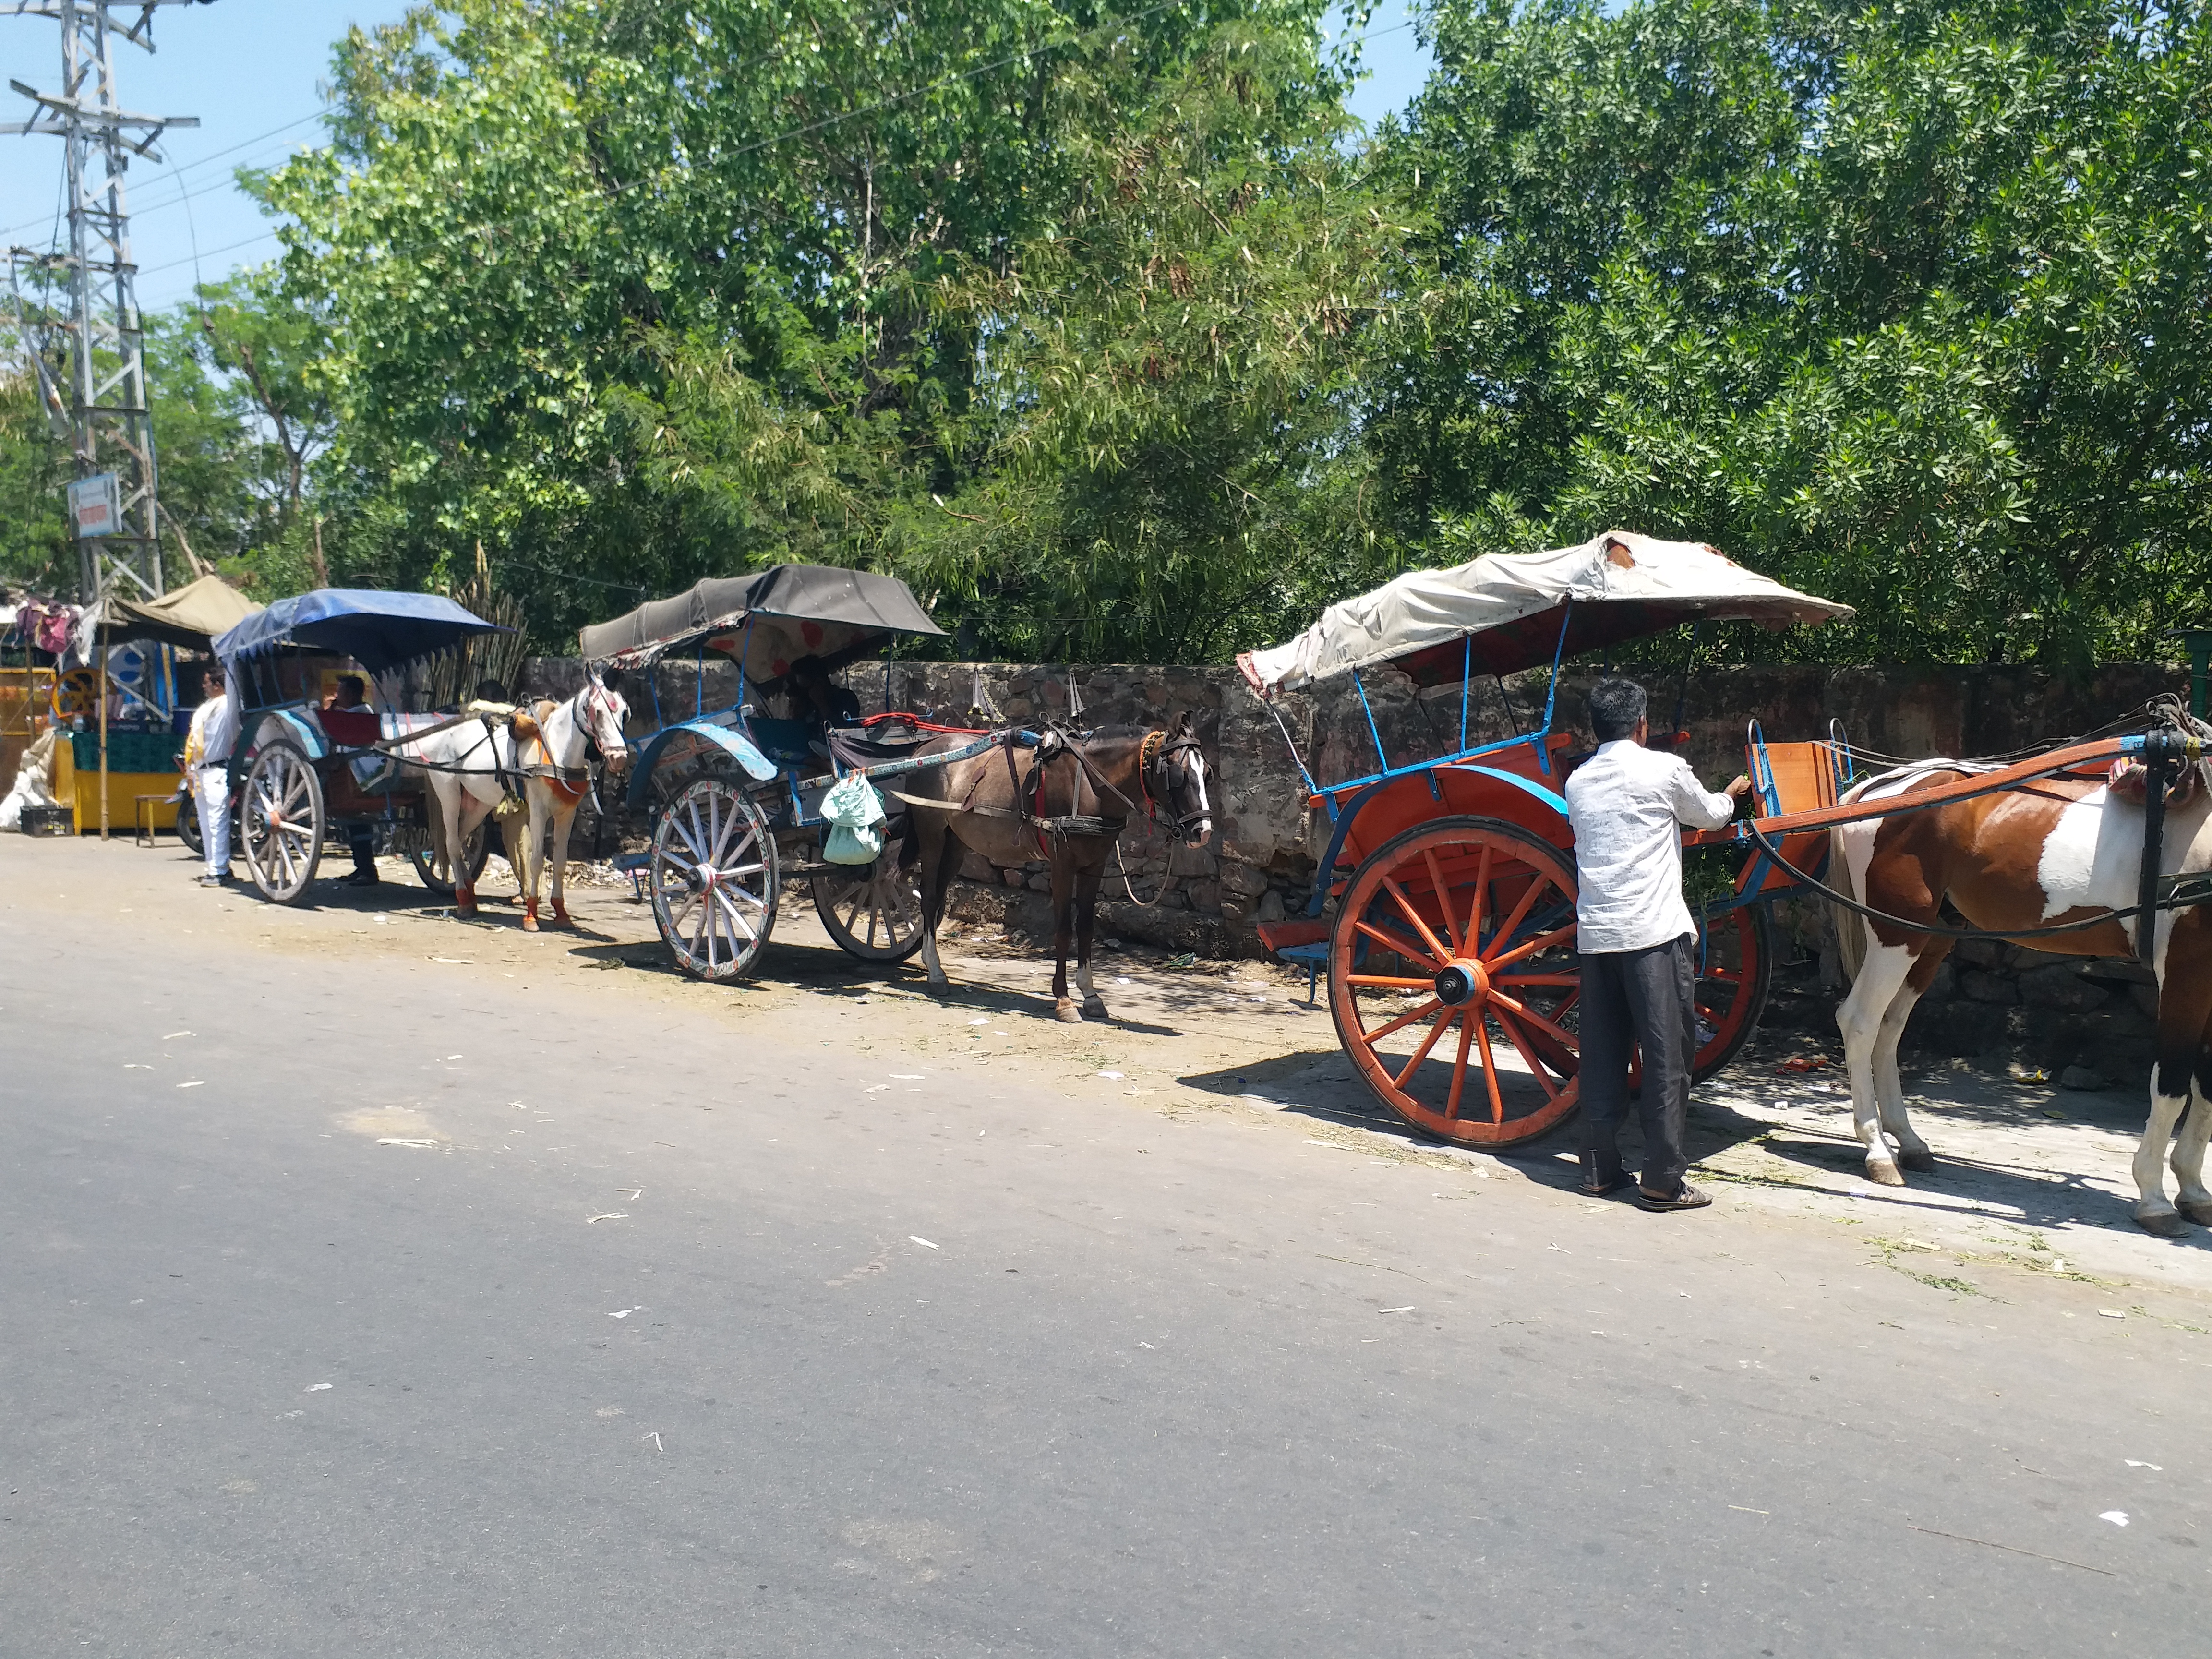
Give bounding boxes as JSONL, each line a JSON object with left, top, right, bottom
{"left": 820, "top": 772, "right": 888, "bottom": 865}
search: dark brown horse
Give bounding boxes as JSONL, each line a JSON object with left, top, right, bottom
{"left": 900, "top": 716, "right": 1213, "bottom": 1021}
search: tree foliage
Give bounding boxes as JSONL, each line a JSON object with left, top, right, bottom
{"left": 9, "top": 0, "right": 2209, "bottom": 672}
{"left": 1373, "top": 0, "right": 2212, "bottom": 664}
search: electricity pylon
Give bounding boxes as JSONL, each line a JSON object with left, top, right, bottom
{"left": 3, "top": 0, "right": 206, "bottom": 603}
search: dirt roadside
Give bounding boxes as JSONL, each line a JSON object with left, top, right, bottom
{"left": 15, "top": 830, "right": 2212, "bottom": 1314}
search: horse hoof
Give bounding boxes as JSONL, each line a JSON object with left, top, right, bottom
{"left": 521, "top": 914, "right": 539, "bottom": 933}
{"left": 1898, "top": 1148, "right": 1936, "bottom": 1173}
{"left": 1866, "top": 1159, "right": 1907, "bottom": 1188}
{"left": 1055, "top": 999, "right": 1084, "bottom": 1024}
{"left": 1082, "top": 998, "right": 1110, "bottom": 1020}
{"left": 2176, "top": 1198, "right": 2212, "bottom": 1227}
{"left": 2136, "top": 1207, "right": 2191, "bottom": 1238}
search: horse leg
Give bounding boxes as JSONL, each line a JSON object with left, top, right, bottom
{"left": 1874, "top": 942, "right": 1950, "bottom": 1172}
{"left": 916, "top": 817, "right": 956, "bottom": 987}
{"left": 441, "top": 781, "right": 479, "bottom": 920}
{"left": 548, "top": 805, "right": 577, "bottom": 927}
{"left": 1072, "top": 857, "right": 1107, "bottom": 1018}
{"left": 519, "top": 789, "right": 546, "bottom": 932}
{"left": 1050, "top": 853, "right": 1081, "bottom": 1022}
{"left": 2137, "top": 919, "right": 2212, "bottom": 1234}
{"left": 2174, "top": 1071, "right": 2212, "bottom": 1228}
{"left": 456, "top": 785, "right": 500, "bottom": 920}
{"left": 1836, "top": 939, "right": 1918, "bottom": 1185}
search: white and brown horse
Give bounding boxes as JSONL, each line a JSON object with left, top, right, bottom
{"left": 1829, "top": 736, "right": 2212, "bottom": 1234}
{"left": 400, "top": 670, "right": 629, "bottom": 924}
{"left": 902, "top": 716, "right": 1213, "bottom": 1021}
{"left": 508, "top": 674, "right": 632, "bottom": 929}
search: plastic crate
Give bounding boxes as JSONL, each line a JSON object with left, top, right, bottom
{"left": 19, "top": 805, "right": 72, "bottom": 837}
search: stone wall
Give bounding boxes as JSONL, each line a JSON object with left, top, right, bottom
{"left": 520, "top": 652, "right": 2188, "bottom": 1069}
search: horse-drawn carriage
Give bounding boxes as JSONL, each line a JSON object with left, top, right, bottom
{"left": 213, "top": 589, "right": 507, "bottom": 903}
{"left": 1241, "top": 530, "right": 2200, "bottom": 1198}
{"left": 583, "top": 565, "right": 989, "bottom": 980}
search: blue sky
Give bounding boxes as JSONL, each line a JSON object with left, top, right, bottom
{"left": 1, "top": 1, "right": 1432, "bottom": 317}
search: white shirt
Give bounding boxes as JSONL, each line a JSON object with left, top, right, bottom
{"left": 186, "top": 687, "right": 240, "bottom": 769}
{"left": 1563, "top": 738, "right": 1736, "bottom": 953}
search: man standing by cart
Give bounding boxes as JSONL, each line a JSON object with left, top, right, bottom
{"left": 1564, "top": 678, "right": 1751, "bottom": 1213}
{"left": 184, "top": 663, "right": 239, "bottom": 888}
{"left": 324, "top": 674, "right": 382, "bottom": 888}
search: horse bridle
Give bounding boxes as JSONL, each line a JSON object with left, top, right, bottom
{"left": 1140, "top": 728, "right": 1208, "bottom": 839}
{"left": 575, "top": 679, "right": 629, "bottom": 765}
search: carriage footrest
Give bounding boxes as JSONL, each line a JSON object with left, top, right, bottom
{"left": 1256, "top": 918, "right": 1333, "bottom": 1003}
{"left": 614, "top": 851, "right": 650, "bottom": 902}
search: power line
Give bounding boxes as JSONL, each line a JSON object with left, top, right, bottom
{"left": 0, "top": 107, "right": 325, "bottom": 240}
{"left": 136, "top": 227, "right": 277, "bottom": 279}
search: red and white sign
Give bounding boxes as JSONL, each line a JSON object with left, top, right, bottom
{"left": 68, "top": 472, "right": 122, "bottom": 538}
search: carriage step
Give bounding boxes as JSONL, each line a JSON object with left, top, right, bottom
{"left": 1256, "top": 918, "right": 1332, "bottom": 1003}
{"left": 613, "top": 851, "right": 649, "bottom": 902}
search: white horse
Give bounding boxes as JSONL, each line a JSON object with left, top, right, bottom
{"left": 510, "top": 673, "right": 631, "bottom": 930}
{"left": 397, "top": 670, "right": 628, "bottom": 925}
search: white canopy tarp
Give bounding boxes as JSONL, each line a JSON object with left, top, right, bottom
{"left": 1237, "top": 530, "right": 1853, "bottom": 696}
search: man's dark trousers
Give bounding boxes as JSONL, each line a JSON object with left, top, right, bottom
{"left": 1579, "top": 934, "right": 1695, "bottom": 1195}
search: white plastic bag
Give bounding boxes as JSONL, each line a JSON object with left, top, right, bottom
{"left": 820, "top": 773, "right": 887, "bottom": 865}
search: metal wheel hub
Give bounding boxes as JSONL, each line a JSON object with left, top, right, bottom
{"left": 1432, "top": 958, "right": 1490, "bottom": 1008}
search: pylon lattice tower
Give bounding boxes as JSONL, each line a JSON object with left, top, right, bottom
{"left": 4, "top": 0, "right": 204, "bottom": 604}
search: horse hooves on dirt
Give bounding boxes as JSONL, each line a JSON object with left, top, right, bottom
{"left": 1055, "top": 999, "right": 1084, "bottom": 1024}
{"left": 1898, "top": 1148, "right": 1937, "bottom": 1172}
{"left": 2175, "top": 1198, "right": 2212, "bottom": 1227}
{"left": 1865, "top": 1160, "right": 1907, "bottom": 1188}
{"left": 2136, "top": 1208, "right": 2191, "bottom": 1238}
{"left": 1081, "top": 998, "right": 1110, "bottom": 1021}
{"left": 521, "top": 914, "right": 540, "bottom": 933}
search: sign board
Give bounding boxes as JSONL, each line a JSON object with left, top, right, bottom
{"left": 68, "top": 472, "right": 123, "bottom": 538}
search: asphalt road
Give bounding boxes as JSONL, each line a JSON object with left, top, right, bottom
{"left": 3, "top": 866, "right": 2207, "bottom": 1657}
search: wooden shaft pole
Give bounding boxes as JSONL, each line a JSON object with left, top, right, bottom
{"left": 97, "top": 625, "right": 109, "bottom": 842}
{"left": 1683, "top": 733, "right": 2146, "bottom": 845}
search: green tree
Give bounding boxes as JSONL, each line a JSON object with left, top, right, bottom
{"left": 1372, "top": 0, "right": 2212, "bottom": 665}
{"left": 902, "top": 26, "right": 1413, "bottom": 661}
{"left": 0, "top": 362, "right": 71, "bottom": 595}
{"left": 253, "top": 0, "right": 1366, "bottom": 651}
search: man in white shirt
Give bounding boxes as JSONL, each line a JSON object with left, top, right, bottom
{"left": 1563, "top": 678, "right": 1751, "bottom": 1213}
{"left": 183, "top": 664, "right": 240, "bottom": 887}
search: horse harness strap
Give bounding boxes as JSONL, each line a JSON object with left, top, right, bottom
{"left": 998, "top": 727, "right": 1128, "bottom": 848}
{"left": 1746, "top": 722, "right": 2212, "bottom": 952}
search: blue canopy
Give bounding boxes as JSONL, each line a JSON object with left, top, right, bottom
{"left": 214, "top": 588, "right": 508, "bottom": 675}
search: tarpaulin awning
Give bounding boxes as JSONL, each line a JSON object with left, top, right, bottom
{"left": 578, "top": 564, "right": 944, "bottom": 677}
{"left": 1237, "top": 531, "right": 1853, "bottom": 695}
{"left": 99, "top": 574, "right": 264, "bottom": 653}
{"left": 214, "top": 588, "right": 507, "bottom": 676}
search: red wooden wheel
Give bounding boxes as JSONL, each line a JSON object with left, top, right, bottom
{"left": 1691, "top": 904, "right": 1771, "bottom": 1082}
{"left": 1328, "top": 817, "right": 1584, "bottom": 1148}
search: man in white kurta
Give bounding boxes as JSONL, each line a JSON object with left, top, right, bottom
{"left": 183, "top": 664, "right": 240, "bottom": 886}
{"left": 1563, "top": 679, "right": 1750, "bottom": 1212}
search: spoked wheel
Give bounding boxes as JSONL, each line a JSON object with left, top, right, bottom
{"left": 650, "top": 777, "right": 778, "bottom": 982}
{"left": 49, "top": 667, "right": 99, "bottom": 722}
{"left": 240, "top": 741, "right": 324, "bottom": 904}
{"left": 1691, "top": 904, "right": 1771, "bottom": 1081}
{"left": 394, "top": 818, "right": 493, "bottom": 900}
{"left": 812, "top": 834, "right": 926, "bottom": 964}
{"left": 1329, "top": 817, "right": 1585, "bottom": 1148}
